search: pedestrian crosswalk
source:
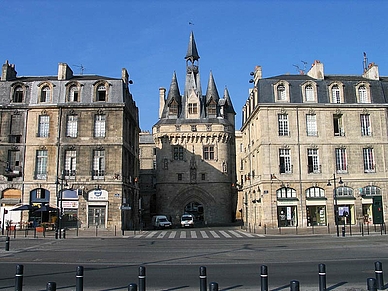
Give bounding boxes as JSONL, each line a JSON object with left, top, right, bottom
{"left": 132, "top": 229, "right": 264, "bottom": 239}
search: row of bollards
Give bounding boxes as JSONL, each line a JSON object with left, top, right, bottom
{"left": 10, "top": 261, "right": 386, "bottom": 291}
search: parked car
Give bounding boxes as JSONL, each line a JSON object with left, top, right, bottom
{"left": 180, "top": 214, "right": 194, "bottom": 228}
{"left": 152, "top": 215, "right": 172, "bottom": 229}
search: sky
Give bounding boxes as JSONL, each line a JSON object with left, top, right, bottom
{"left": 1, "top": 0, "right": 388, "bottom": 131}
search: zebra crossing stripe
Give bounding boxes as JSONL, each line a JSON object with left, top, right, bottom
{"left": 169, "top": 231, "right": 176, "bottom": 239}
{"left": 191, "top": 231, "right": 197, "bottom": 238}
{"left": 209, "top": 230, "right": 220, "bottom": 238}
{"left": 146, "top": 231, "right": 157, "bottom": 238}
{"left": 228, "top": 230, "right": 243, "bottom": 238}
{"left": 219, "top": 230, "right": 232, "bottom": 238}
{"left": 200, "top": 231, "right": 208, "bottom": 238}
{"left": 180, "top": 231, "right": 186, "bottom": 238}
{"left": 157, "top": 231, "right": 167, "bottom": 238}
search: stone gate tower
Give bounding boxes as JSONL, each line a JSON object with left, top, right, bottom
{"left": 152, "top": 32, "right": 237, "bottom": 225}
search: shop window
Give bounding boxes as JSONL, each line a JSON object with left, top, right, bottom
{"left": 277, "top": 206, "right": 297, "bottom": 227}
{"left": 306, "top": 206, "right": 326, "bottom": 226}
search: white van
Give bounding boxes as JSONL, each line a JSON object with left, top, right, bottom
{"left": 180, "top": 214, "right": 194, "bottom": 228}
{"left": 152, "top": 215, "right": 172, "bottom": 229}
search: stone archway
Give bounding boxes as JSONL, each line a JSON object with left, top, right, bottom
{"left": 168, "top": 186, "right": 216, "bottom": 225}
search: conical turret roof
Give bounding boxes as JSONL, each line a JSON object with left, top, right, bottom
{"left": 166, "top": 71, "right": 181, "bottom": 105}
{"left": 205, "top": 71, "right": 220, "bottom": 104}
{"left": 185, "top": 31, "right": 200, "bottom": 63}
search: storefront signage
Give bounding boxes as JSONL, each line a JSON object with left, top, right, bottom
{"left": 62, "top": 201, "right": 79, "bottom": 209}
{"left": 88, "top": 190, "right": 108, "bottom": 201}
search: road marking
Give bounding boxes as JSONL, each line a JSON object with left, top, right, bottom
{"left": 180, "top": 231, "right": 186, "bottom": 238}
{"left": 169, "top": 231, "right": 176, "bottom": 238}
{"left": 209, "top": 231, "right": 220, "bottom": 238}
{"left": 219, "top": 230, "right": 232, "bottom": 238}
{"left": 146, "top": 231, "right": 157, "bottom": 238}
{"left": 228, "top": 230, "right": 243, "bottom": 238}
{"left": 157, "top": 231, "right": 167, "bottom": 238}
{"left": 200, "top": 231, "right": 208, "bottom": 238}
{"left": 191, "top": 231, "right": 197, "bottom": 238}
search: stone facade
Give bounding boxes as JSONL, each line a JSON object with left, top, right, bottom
{"left": 0, "top": 61, "right": 140, "bottom": 231}
{"left": 241, "top": 60, "right": 388, "bottom": 232}
{"left": 152, "top": 32, "right": 237, "bottom": 226}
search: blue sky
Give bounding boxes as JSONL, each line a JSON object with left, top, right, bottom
{"left": 1, "top": 0, "right": 388, "bottom": 131}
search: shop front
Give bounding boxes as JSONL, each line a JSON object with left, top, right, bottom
{"left": 87, "top": 189, "right": 108, "bottom": 228}
{"left": 61, "top": 189, "right": 79, "bottom": 228}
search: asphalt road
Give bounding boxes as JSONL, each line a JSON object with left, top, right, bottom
{"left": 0, "top": 229, "right": 387, "bottom": 290}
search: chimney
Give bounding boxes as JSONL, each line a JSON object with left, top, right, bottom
{"left": 57, "top": 63, "right": 73, "bottom": 80}
{"left": 1, "top": 60, "right": 17, "bottom": 81}
{"left": 159, "top": 87, "right": 166, "bottom": 119}
{"left": 362, "top": 63, "right": 379, "bottom": 80}
{"left": 307, "top": 60, "right": 324, "bottom": 80}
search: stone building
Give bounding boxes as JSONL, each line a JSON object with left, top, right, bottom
{"left": 0, "top": 61, "right": 139, "bottom": 231}
{"left": 241, "top": 58, "right": 387, "bottom": 233}
{"left": 152, "top": 32, "right": 237, "bottom": 225}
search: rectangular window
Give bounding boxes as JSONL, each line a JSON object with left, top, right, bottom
{"left": 38, "top": 115, "right": 49, "bottom": 137}
{"left": 363, "top": 148, "right": 375, "bottom": 173}
{"left": 305, "top": 86, "right": 314, "bottom": 101}
{"left": 201, "top": 173, "right": 206, "bottom": 180}
{"left": 188, "top": 103, "right": 198, "bottom": 114}
{"left": 66, "top": 115, "right": 78, "bottom": 137}
{"left": 35, "top": 150, "right": 48, "bottom": 179}
{"left": 94, "top": 114, "right": 106, "bottom": 137}
{"left": 279, "top": 148, "right": 292, "bottom": 174}
{"left": 203, "top": 146, "right": 215, "bottom": 160}
{"left": 333, "top": 114, "right": 344, "bottom": 136}
{"left": 64, "top": 150, "right": 77, "bottom": 177}
{"left": 97, "top": 85, "right": 106, "bottom": 101}
{"left": 278, "top": 114, "right": 289, "bottom": 136}
{"left": 8, "top": 150, "right": 21, "bottom": 171}
{"left": 173, "top": 146, "right": 184, "bottom": 160}
{"left": 335, "top": 148, "right": 347, "bottom": 173}
{"left": 93, "top": 150, "right": 105, "bottom": 179}
{"left": 306, "top": 114, "right": 317, "bottom": 136}
{"left": 307, "top": 149, "right": 320, "bottom": 173}
{"left": 177, "top": 173, "right": 183, "bottom": 181}
{"left": 360, "top": 114, "right": 371, "bottom": 136}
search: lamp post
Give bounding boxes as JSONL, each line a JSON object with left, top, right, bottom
{"left": 327, "top": 174, "right": 343, "bottom": 237}
{"left": 55, "top": 172, "right": 68, "bottom": 239}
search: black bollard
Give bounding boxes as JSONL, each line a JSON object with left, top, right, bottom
{"left": 15, "top": 264, "right": 24, "bottom": 291}
{"left": 318, "top": 263, "right": 327, "bottom": 291}
{"left": 128, "top": 283, "right": 137, "bottom": 291}
{"left": 209, "top": 282, "right": 219, "bottom": 291}
{"left": 76, "top": 266, "right": 84, "bottom": 291}
{"left": 290, "top": 280, "right": 300, "bottom": 291}
{"left": 138, "top": 266, "right": 146, "bottom": 291}
{"left": 46, "top": 282, "right": 56, "bottom": 291}
{"left": 199, "top": 266, "right": 207, "bottom": 291}
{"left": 5, "top": 236, "right": 10, "bottom": 251}
{"left": 261, "top": 265, "right": 268, "bottom": 291}
{"left": 368, "top": 278, "right": 377, "bottom": 291}
{"left": 63, "top": 228, "right": 66, "bottom": 239}
{"left": 375, "top": 261, "right": 384, "bottom": 290}
{"left": 342, "top": 226, "right": 345, "bottom": 237}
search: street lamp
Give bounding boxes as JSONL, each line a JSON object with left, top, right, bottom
{"left": 327, "top": 174, "right": 344, "bottom": 237}
{"left": 55, "top": 173, "right": 68, "bottom": 239}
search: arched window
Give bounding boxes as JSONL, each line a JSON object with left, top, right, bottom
{"left": 277, "top": 187, "right": 296, "bottom": 199}
{"left": 13, "top": 86, "right": 24, "bottom": 102}
{"left": 68, "top": 85, "right": 79, "bottom": 102}
{"left": 96, "top": 85, "right": 106, "bottom": 101}
{"left": 305, "top": 85, "right": 314, "bottom": 101}
{"left": 277, "top": 84, "right": 286, "bottom": 101}
{"left": 362, "top": 185, "right": 381, "bottom": 196}
{"left": 40, "top": 86, "right": 51, "bottom": 102}
{"left": 335, "top": 186, "right": 353, "bottom": 197}
{"left": 358, "top": 85, "right": 368, "bottom": 103}
{"left": 306, "top": 187, "right": 325, "bottom": 198}
{"left": 331, "top": 85, "right": 341, "bottom": 103}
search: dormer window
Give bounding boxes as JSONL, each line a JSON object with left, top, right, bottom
{"left": 357, "top": 84, "right": 371, "bottom": 103}
{"left": 328, "top": 82, "right": 344, "bottom": 104}
{"left": 302, "top": 82, "right": 317, "bottom": 102}
{"left": 277, "top": 84, "right": 286, "bottom": 101}
{"left": 97, "top": 85, "right": 106, "bottom": 101}
{"left": 13, "top": 86, "right": 24, "bottom": 103}
{"left": 208, "top": 100, "right": 217, "bottom": 116}
{"left": 169, "top": 100, "right": 178, "bottom": 116}
{"left": 274, "top": 81, "right": 290, "bottom": 102}
{"left": 40, "top": 86, "right": 51, "bottom": 102}
{"left": 188, "top": 103, "right": 198, "bottom": 114}
{"left": 69, "top": 85, "right": 79, "bottom": 102}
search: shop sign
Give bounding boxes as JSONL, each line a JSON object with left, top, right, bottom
{"left": 88, "top": 190, "right": 108, "bottom": 201}
{"left": 62, "top": 201, "right": 79, "bottom": 209}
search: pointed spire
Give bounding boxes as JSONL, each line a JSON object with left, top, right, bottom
{"left": 222, "top": 86, "right": 236, "bottom": 114}
{"left": 166, "top": 71, "right": 181, "bottom": 105}
{"left": 185, "top": 31, "right": 200, "bottom": 63}
{"left": 205, "top": 71, "right": 220, "bottom": 104}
